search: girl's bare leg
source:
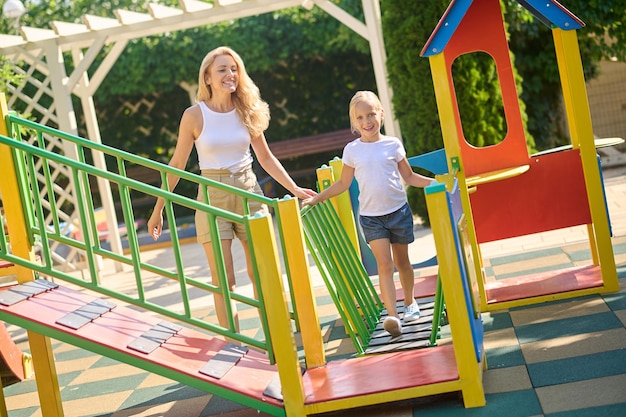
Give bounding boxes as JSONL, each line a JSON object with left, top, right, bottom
{"left": 369, "top": 238, "right": 397, "bottom": 317}
{"left": 392, "top": 243, "right": 415, "bottom": 307}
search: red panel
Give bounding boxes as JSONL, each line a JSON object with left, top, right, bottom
{"left": 413, "top": 274, "right": 438, "bottom": 298}
{"left": 0, "top": 285, "right": 283, "bottom": 407}
{"left": 0, "top": 260, "right": 14, "bottom": 268}
{"left": 443, "top": 0, "right": 530, "bottom": 176}
{"left": 302, "top": 345, "right": 459, "bottom": 404}
{"left": 0, "top": 320, "right": 27, "bottom": 382}
{"left": 375, "top": 274, "right": 438, "bottom": 301}
{"left": 485, "top": 265, "right": 602, "bottom": 304}
{"left": 469, "top": 150, "right": 591, "bottom": 243}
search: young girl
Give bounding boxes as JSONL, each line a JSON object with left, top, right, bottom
{"left": 303, "top": 91, "right": 434, "bottom": 338}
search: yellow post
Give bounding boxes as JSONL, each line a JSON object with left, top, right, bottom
{"left": 316, "top": 164, "right": 336, "bottom": 209}
{"left": 425, "top": 183, "right": 485, "bottom": 407}
{"left": 0, "top": 93, "right": 65, "bottom": 417}
{"left": 428, "top": 54, "right": 487, "bottom": 309}
{"left": 276, "top": 197, "right": 325, "bottom": 368}
{"left": 328, "top": 158, "right": 359, "bottom": 252}
{"left": 247, "top": 211, "right": 306, "bottom": 417}
{"left": 552, "top": 28, "right": 618, "bottom": 291}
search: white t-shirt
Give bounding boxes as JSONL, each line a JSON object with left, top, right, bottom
{"left": 194, "top": 102, "right": 253, "bottom": 172}
{"left": 342, "top": 135, "right": 407, "bottom": 216}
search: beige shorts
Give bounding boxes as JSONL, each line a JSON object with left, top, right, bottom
{"left": 195, "top": 165, "right": 267, "bottom": 244}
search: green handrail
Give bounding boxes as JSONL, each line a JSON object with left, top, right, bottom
{"left": 0, "top": 113, "right": 293, "bottom": 360}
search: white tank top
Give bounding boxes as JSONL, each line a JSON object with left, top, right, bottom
{"left": 194, "top": 102, "right": 253, "bottom": 172}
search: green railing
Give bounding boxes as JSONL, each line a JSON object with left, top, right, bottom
{"left": 0, "top": 113, "right": 302, "bottom": 360}
{"left": 300, "top": 200, "right": 383, "bottom": 354}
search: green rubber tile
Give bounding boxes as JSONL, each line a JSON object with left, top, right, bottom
{"left": 119, "top": 382, "right": 208, "bottom": 409}
{"left": 565, "top": 248, "right": 593, "bottom": 262}
{"left": 327, "top": 323, "right": 351, "bottom": 344}
{"left": 315, "top": 293, "right": 337, "bottom": 306}
{"left": 603, "top": 290, "right": 626, "bottom": 311}
{"left": 528, "top": 349, "right": 626, "bottom": 387}
{"left": 483, "top": 265, "right": 494, "bottom": 278}
{"left": 238, "top": 316, "right": 262, "bottom": 331}
{"left": 613, "top": 240, "right": 626, "bottom": 255}
{"left": 91, "top": 355, "right": 127, "bottom": 368}
{"left": 60, "top": 373, "right": 147, "bottom": 401}
{"left": 202, "top": 394, "right": 252, "bottom": 415}
{"left": 515, "top": 311, "right": 623, "bottom": 344}
{"left": 414, "top": 389, "right": 542, "bottom": 417}
{"left": 54, "top": 346, "right": 100, "bottom": 362}
{"left": 482, "top": 311, "right": 512, "bottom": 332}
{"left": 4, "top": 406, "right": 39, "bottom": 417}
{"left": 546, "top": 402, "right": 626, "bottom": 417}
{"left": 3, "top": 377, "right": 38, "bottom": 395}
{"left": 56, "top": 369, "right": 84, "bottom": 386}
{"left": 485, "top": 345, "right": 526, "bottom": 369}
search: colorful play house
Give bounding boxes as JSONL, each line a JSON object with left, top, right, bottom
{"left": 420, "top": 0, "right": 620, "bottom": 311}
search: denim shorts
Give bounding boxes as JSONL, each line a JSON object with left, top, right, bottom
{"left": 195, "top": 165, "right": 267, "bottom": 243}
{"left": 359, "top": 202, "right": 415, "bottom": 244}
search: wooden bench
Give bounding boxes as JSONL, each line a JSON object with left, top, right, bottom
{"left": 268, "top": 129, "right": 357, "bottom": 160}
{"left": 262, "top": 129, "right": 358, "bottom": 195}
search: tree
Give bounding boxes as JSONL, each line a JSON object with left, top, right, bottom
{"left": 506, "top": 0, "right": 626, "bottom": 149}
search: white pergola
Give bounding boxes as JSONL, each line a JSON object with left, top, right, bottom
{"left": 0, "top": 0, "right": 398, "bottom": 270}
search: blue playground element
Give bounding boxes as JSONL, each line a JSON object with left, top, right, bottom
{"left": 440, "top": 179, "right": 484, "bottom": 361}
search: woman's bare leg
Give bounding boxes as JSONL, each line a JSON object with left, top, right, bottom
{"left": 203, "top": 239, "right": 238, "bottom": 331}
{"left": 240, "top": 240, "right": 258, "bottom": 298}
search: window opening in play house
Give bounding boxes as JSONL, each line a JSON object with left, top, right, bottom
{"left": 452, "top": 51, "right": 507, "bottom": 148}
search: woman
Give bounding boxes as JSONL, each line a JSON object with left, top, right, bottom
{"left": 148, "top": 46, "right": 316, "bottom": 330}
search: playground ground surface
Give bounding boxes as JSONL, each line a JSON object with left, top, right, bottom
{"left": 3, "top": 165, "right": 626, "bottom": 417}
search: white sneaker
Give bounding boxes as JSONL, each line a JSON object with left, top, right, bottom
{"left": 403, "top": 300, "right": 420, "bottom": 323}
{"left": 382, "top": 316, "right": 402, "bottom": 338}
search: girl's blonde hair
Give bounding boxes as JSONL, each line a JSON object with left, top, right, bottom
{"left": 348, "top": 90, "right": 383, "bottom": 134}
{"left": 196, "top": 46, "right": 270, "bottom": 138}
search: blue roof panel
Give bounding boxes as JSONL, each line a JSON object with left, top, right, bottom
{"left": 421, "top": 0, "right": 585, "bottom": 57}
{"left": 421, "top": 0, "right": 472, "bottom": 57}
{"left": 518, "top": 0, "right": 584, "bottom": 30}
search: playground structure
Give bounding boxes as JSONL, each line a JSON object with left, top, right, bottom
{"left": 0, "top": 1, "right": 621, "bottom": 416}
{"left": 333, "top": 0, "right": 621, "bottom": 313}
{"left": 418, "top": 0, "right": 620, "bottom": 311}
{"left": 0, "top": 94, "right": 486, "bottom": 415}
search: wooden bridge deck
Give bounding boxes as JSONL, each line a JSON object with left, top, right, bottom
{"left": 0, "top": 279, "right": 464, "bottom": 415}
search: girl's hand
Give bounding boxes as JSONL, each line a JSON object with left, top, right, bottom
{"left": 147, "top": 211, "right": 163, "bottom": 240}
{"left": 302, "top": 195, "right": 320, "bottom": 206}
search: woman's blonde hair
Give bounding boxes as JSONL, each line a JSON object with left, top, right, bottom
{"left": 348, "top": 90, "right": 383, "bottom": 134}
{"left": 197, "top": 46, "right": 270, "bottom": 138}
